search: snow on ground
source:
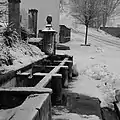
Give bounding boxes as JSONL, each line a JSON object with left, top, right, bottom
{"left": 57, "top": 26, "right": 120, "bottom": 108}
{"left": 53, "top": 113, "right": 100, "bottom": 120}
{"left": 52, "top": 106, "right": 101, "bottom": 120}
{"left": 55, "top": 9, "right": 120, "bottom": 119}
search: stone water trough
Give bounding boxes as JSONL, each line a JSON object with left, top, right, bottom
{"left": 0, "top": 54, "right": 73, "bottom": 120}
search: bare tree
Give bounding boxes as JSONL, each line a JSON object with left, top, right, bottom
{"left": 70, "top": 0, "right": 103, "bottom": 45}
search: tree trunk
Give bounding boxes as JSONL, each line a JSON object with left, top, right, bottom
{"left": 85, "top": 24, "right": 88, "bottom": 45}
{"left": 103, "top": 13, "right": 107, "bottom": 28}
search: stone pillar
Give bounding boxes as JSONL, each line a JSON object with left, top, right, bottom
{"left": 51, "top": 75, "right": 62, "bottom": 105}
{"left": 8, "top": 0, "right": 21, "bottom": 34}
{"left": 60, "top": 66, "right": 69, "bottom": 88}
{"left": 42, "top": 15, "right": 57, "bottom": 55}
{"left": 28, "top": 9, "right": 38, "bottom": 37}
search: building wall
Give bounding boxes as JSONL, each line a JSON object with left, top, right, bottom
{"left": 21, "top": 0, "right": 60, "bottom": 41}
{"left": 106, "top": 16, "right": 120, "bottom": 27}
{"left": 20, "top": 8, "right": 28, "bottom": 29}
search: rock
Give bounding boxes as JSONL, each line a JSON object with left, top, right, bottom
{"left": 90, "top": 56, "right": 95, "bottom": 59}
{"left": 72, "top": 64, "right": 79, "bottom": 77}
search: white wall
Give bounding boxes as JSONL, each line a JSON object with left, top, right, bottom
{"left": 21, "top": 0, "right": 60, "bottom": 34}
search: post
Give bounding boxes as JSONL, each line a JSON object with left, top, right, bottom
{"left": 28, "top": 9, "right": 38, "bottom": 37}
{"left": 51, "top": 75, "right": 62, "bottom": 105}
{"left": 8, "top": 0, "right": 21, "bottom": 34}
{"left": 65, "top": 61, "right": 73, "bottom": 81}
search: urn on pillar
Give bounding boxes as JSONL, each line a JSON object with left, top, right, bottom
{"left": 42, "top": 15, "right": 57, "bottom": 55}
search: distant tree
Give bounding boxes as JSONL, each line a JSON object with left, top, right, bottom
{"left": 70, "top": 0, "right": 103, "bottom": 45}
{"left": 60, "top": 0, "right": 69, "bottom": 13}
{"left": 0, "top": 0, "right": 8, "bottom": 26}
{"left": 102, "top": 0, "right": 120, "bottom": 27}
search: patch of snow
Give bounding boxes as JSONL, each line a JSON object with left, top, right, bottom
{"left": 71, "top": 63, "right": 118, "bottom": 109}
{"left": 96, "top": 47, "right": 104, "bottom": 53}
{"left": 53, "top": 113, "right": 101, "bottom": 120}
{"left": 52, "top": 105, "right": 101, "bottom": 120}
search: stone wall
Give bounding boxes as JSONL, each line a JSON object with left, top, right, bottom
{"left": 100, "top": 27, "right": 120, "bottom": 38}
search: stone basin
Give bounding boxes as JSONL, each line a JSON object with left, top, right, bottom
{"left": 0, "top": 93, "right": 51, "bottom": 120}
{"left": 0, "top": 54, "right": 73, "bottom": 120}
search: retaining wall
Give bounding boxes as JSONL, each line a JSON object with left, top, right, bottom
{"left": 100, "top": 27, "right": 120, "bottom": 38}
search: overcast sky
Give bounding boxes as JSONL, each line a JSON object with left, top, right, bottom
{"left": 21, "top": 0, "right": 42, "bottom": 10}
{"left": 21, "top": 0, "right": 60, "bottom": 31}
